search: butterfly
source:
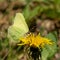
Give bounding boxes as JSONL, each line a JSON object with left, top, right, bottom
{"left": 8, "top": 13, "right": 29, "bottom": 43}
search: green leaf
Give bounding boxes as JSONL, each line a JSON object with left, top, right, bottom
{"left": 46, "top": 32, "right": 57, "bottom": 42}
{"left": 45, "top": 9, "right": 57, "bottom": 19}
{"left": 23, "top": 5, "right": 30, "bottom": 21}
{"left": 41, "top": 32, "right": 57, "bottom": 60}
{"left": 29, "top": 6, "right": 41, "bottom": 20}
{"left": 23, "top": 5, "right": 42, "bottom": 26}
{"left": 8, "top": 13, "right": 29, "bottom": 43}
{"left": 41, "top": 47, "right": 49, "bottom": 60}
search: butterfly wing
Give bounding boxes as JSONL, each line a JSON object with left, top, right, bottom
{"left": 8, "top": 13, "right": 29, "bottom": 43}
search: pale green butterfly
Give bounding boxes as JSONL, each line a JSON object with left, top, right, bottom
{"left": 8, "top": 13, "right": 29, "bottom": 43}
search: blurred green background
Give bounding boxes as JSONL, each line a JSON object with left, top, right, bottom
{"left": 0, "top": 0, "right": 60, "bottom": 60}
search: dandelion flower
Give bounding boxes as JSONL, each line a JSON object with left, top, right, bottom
{"left": 18, "top": 33, "right": 53, "bottom": 48}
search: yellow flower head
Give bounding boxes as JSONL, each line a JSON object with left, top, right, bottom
{"left": 18, "top": 33, "right": 53, "bottom": 48}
